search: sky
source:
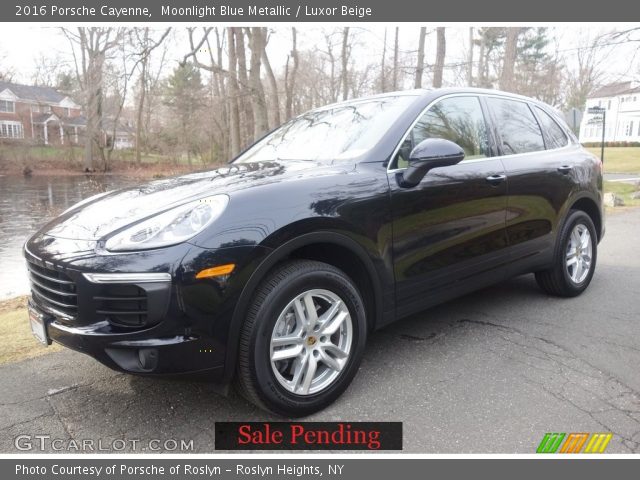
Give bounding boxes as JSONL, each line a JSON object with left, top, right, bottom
{"left": 0, "top": 25, "right": 638, "bottom": 90}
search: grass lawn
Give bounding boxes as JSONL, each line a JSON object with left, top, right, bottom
{"left": 586, "top": 147, "right": 640, "bottom": 174}
{"left": 0, "top": 297, "right": 61, "bottom": 365}
{"left": 604, "top": 180, "right": 640, "bottom": 208}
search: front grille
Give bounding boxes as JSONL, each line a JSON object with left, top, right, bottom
{"left": 94, "top": 284, "right": 148, "bottom": 328}
{"left": 27, "top": 261, "right": 77, "bottom": 318}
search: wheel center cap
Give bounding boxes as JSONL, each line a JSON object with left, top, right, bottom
{"left": 306, "top": 336, "right": 317, "bottom": 346}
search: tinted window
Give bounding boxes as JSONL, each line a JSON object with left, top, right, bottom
{"left": 487, "top": 98, "right": 545, "bottom": 155}
{"left": 393, "top": 96, "right": 489, "bottom": 169}
{"left": 535, "top": 107, "right": 569, "bottom": 149}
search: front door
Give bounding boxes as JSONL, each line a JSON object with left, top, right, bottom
{"left": 388, "top": 95, "right": 509, "bottom": 318}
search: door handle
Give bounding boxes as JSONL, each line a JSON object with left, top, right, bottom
{"left": 557, "top": 165, "right": 573, "bottom": 174}
{"left": 486, "top": 174, "right": 506, "bottom": 186}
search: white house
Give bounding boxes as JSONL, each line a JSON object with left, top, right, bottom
{"left": 579, "top": 81, "right": 640, "bottom": 143}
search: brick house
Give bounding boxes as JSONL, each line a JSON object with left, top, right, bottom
{"left": 0, "top": 81, "right": 86, "bottom": 145}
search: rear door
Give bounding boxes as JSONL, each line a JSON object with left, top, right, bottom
{"left": 388, "top": 95, "right": 509, "bottom": 318}
{"left": 485, "top": 96, "right": 575, "bottom": 275}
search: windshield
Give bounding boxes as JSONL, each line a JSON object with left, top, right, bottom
{"left": 234, "top": 95, "right": 417, "bottom": 164}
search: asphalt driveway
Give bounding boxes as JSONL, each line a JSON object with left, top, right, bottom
{"left": 1, "top": 208, "right": 639, "bottom": 454}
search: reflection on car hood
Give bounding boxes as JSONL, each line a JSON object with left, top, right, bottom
{"left": 40, "top": 160, "right": 332, "bottom": 240}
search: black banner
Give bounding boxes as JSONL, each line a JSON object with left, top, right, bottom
{"left": 215, "top": 422, "right": 403, "bottom": 450}
{"left": 5, "top": 0, "right": 640, "bottom": 22}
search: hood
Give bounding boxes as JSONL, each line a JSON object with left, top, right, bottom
{"left": 39, "top": 160, "right": 338, "bottom": 241}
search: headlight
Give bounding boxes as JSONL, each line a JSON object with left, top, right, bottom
{"left": 104, "top": 195, "right": 229, "bottom": 251}
{"left": 62, "top": 191, "right": 113, "bottom": 215}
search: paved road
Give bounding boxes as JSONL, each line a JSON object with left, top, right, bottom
{"left": 2, "top": 209, "right": 640, "bottom": 454}
{"left": 604, "top": 173, "right": 640, "bottom": 184}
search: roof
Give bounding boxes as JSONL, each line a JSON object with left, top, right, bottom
{"left": 589, "top": 81, "right": 640, "bottom": 99}
{"left": 0, "top": 81, "right": 67, "bottom": 104}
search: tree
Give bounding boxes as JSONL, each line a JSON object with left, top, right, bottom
{"left": 164, "top": 62, "right": 205, "bottom": 165}
{"left": 564, "top": 32, "right": 607, "bottom": 110}
{"left": 500, "top": 27, "right": 523, "bottom": 91}
{"left": 341, "top": 27, "right": 350, "bottom": 100}
{"left": 62, "top": 27, "right": 125, "bottom": 171}
{"left": 0, "top": 47, "right": 14, "bottom": 81}
{"left": 246, "top": 27, "right": 269, "bottom": 138}
{"left": 415, "top": 27, "right": 427, "bottom": 88}
{"left": 467, "top": 27, "right": 474, "bottom": 86}
{"left": 392, "top": 27, "right": 399, "bottom": 90}
{"left": 130, "top": 27, "right": 171, "bottom": 164}
{"left": 284, "top": 27, "right": 299, "bottom": 120}
{"left": 433, "top": 27, "right": 446, "bottom": 88}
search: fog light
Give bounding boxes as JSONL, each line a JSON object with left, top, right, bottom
{"left": 138, "top": 348, "right": 158, "bottom": 370}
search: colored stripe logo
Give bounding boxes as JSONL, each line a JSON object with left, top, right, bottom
{"left": 537, "top": 433, "right": 612, "bottom": 453}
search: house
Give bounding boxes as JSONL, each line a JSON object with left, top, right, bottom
{"left": 0, "top": 81, "right": 85, "bottom": 145}
{"left": 102, "top": 117, "right": 136, "bottom": 150}
{"left": 579, "top": 81, "right": 640, "bottom": 143}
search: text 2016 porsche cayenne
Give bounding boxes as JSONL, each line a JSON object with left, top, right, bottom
{"left": 25, "top": 88, "right": 603, "bottom": 416}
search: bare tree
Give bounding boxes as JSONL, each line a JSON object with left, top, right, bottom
{"left": 433, "top": 27, "right": 446, "bottom": 88}
{"left": 247, "top": 27, "right": 269, "bottom": 139}
{"left": 283, "top": 28, "right": 299, "bottom": 120}
{"left": 467, "top": 27, "right": 474, "bottom": 86}
{"left": 380, "top": 28, "right": 387, "bottom": 92}
{"left": 415, "top": 27, "right": 427, "bottom": 88}
{"left": 131, "top": 28, "right": 171, "bottom": 164}
{"left": 392, "top": 27, "right": 400, "bottom": 90}
{"left": 62, "top": 27, "right": 124, "bottom": 171}
{"left": 500, "top": 27, "right": 523, "bottom": 91}
{"left": 261, "top": 30, "right": 281, "bottom": 128}
{"left": 0, "top": 47, "right": 14, "bottom": 81}
{"left": 341, "top": 27, "right": 350, "bottom": 101}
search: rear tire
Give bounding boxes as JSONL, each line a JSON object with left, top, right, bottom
{"left": 235, "top": 260, "right": 367, "bottom": 417}
{"left": 535, "top": 209, "right": 597, "bottom": 297}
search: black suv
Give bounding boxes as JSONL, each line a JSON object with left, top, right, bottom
{"left": 25, "top": 88, "right": 603, "bottom": 416}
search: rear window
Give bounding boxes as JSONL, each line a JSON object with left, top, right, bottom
{"left": 487, "top": 97, "right": 545, "bottom": 155}
{"left": 534, "top": 107, "right": 569, "bottom": 149}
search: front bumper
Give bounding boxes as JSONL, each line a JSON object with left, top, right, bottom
{"left": 24, "top": 235, "right": 268, "bottom": 380}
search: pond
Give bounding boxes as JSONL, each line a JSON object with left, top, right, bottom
{"left": 0, "top": 174, "right": 139, "bottom": 300}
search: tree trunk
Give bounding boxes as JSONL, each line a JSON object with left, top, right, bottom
{"left": 261, "top": 35, "right": 281, "bottom": 128}
{"left": 248, "top": 27, "right": 269, "bottom": 140}
{"left": 433, "top": 27, "right": 446, "bottom": 88}
{"left": 467, "top": 27, "right": 474, "bottom": 86}
{"left": 135, "top": 53, "right": 147, "bottom": 165}
{"left": 285, "top": 27, "right": 298, "bottom": 120}
{"left": 415, "top": 27, "right": 426, "bottom": 88}
{"left": 227, "top": 28, "right": 241, "bottom": 157}
{"left": 380, "top": 28, "right": 387, "bottom": 92}
{"left": 392, "top": 27, "right": 399, "bottom": 90}
{"left": 500, "top": 27, "right": 521, "bottom": 91}
{"left": 341, "top": 27, "right": 350, "bottom": 101}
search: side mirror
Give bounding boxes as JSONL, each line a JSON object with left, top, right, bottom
{"left": 398, "top": 138, "right": 465, "bottom": 187}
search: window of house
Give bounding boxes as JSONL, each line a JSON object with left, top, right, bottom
{"left": 0, "top": 100, "right": 15, "bottom": 113}
{"left": 630, "top": 121, "right": 635, "bottom": 137}
{"left": 0, "top": 121, "right": 24, "bottom": 139}
{"left": 608, "top": 100, "right": 612, "bottom": 109}
{"left": 391, "top": 96, "right": 490, "bottom": 169}
{"left": 534, "top": 107, "right": 569, "bottom": 149}
{"left": 486, "top": 97, "right": 545, "bottom": 154}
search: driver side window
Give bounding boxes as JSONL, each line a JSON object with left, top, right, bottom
{"left": 392, "top": 96, "right": 490, "bottom": 169}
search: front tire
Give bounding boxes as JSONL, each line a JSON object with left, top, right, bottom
{"left": 235, "top": 260, "right": 367, "bottom": 417}
{"left": 535, "top": 209, "right": 597, "bottom": 297}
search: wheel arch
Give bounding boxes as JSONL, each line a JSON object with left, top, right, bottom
{"left": 223, "top": 231, "right": 385, "bottom": 383}
{"left": 568, "top": 195, "right": 603, "bottom": 242}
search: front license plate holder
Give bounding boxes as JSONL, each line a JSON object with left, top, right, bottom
{"left": 28, "top": 302, "right": 51, "bottom": 346}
